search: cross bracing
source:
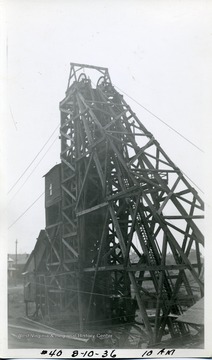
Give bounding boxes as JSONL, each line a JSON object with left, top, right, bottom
{"left": 35, "top": 63, "right": 204, "bottom": 345}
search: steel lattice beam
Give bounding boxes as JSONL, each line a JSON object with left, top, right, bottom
{"left": 38, "top": 63, "right": 204, "bottom": 345}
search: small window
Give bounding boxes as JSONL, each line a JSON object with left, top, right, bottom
{"left": 49, "top": 183, "right": 53, "bottom": 196}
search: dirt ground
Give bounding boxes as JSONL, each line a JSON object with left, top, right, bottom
{"left": 7, "top": 282, "right": 204, "bottom": 349}
{"left": 8, "top": 282, "right": 88, "bottom": 348}
{"left": 7, "top": 283, "right": 126, "bottom": 349}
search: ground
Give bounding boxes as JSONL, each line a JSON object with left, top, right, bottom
{"left": 8, "top": 281, "right": 137, "bottom": 348}
{"left": 8, "top": 281, "right": 204, "bottom": 349}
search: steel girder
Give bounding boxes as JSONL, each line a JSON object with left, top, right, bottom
{"left": 44, "top": 63, "right": 204, "bottom": 345}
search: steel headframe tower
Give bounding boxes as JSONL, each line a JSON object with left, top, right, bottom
{"left": 46, "top": 63, "right": 204, "bottom": 344}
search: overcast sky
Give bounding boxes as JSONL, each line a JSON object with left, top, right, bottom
{"left": 2, "top": 0, "right": 212, "bottom": 254}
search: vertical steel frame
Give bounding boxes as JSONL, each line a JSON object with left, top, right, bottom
{"left": 39, "top": 63, "right": 204, "bottom": 344}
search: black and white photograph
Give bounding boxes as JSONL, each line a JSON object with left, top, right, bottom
{"left": 0, "top": 0, "right": 212, "bottom": 358}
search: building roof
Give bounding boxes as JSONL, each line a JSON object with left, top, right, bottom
{"left": 23, "top": 229, "right": 48, "bottom": 273}
{"left": 43, "top": 163, "right": 61, "bottom": 178}
{"left": 176, "top": 298, "right": 204, "bottom": 326}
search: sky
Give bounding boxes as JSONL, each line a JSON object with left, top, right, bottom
{"left": 1, "top": 0, "right": 212, "bottom": 254}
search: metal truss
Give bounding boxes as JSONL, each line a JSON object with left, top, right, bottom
{"left": 40, "top": 63, "right": 204, "bottom": 345}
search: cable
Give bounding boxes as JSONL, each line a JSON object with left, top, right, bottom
{"left": 8, "top": 192, "right": 44, "bottom": 229}
{"left": 90, "top": 79, "right": 204, "bottom": 193}
{"left": 114, "top": 84, "right": 204, "bottom": 154}
{"left": 35, "top": 280, "right": 134, "bottom": 301}
{"left": 9, "top": 104, "right": 18, "bottom": 131}
{"left": 8, "top": 123, "right": 60, "bottom": 194}
{"left": 181, "top": 170, "right": 204, "bottom": 194}
{"left": 9, "top": 136, "right": 58, "bottom": 201}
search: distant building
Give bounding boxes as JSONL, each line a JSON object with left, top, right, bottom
{"left": 8, "top": 253, "right": 30, "bottom": 278}
{"left": 8, "top": 256, "right": 16, "bottom": 278}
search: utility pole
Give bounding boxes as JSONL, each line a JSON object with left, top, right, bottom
{"left": 15, "top": 239, "right": 18, "bottom": 286}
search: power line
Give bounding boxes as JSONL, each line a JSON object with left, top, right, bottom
{"left": 9, "top": 104, "right": 18, "bottom": 131}
{"left": 114, "top": 84, "right": 204, "bottom": 154}
{"left": 91, "top": 79, "right": 204, "bottom": 193}
{"left": 8, "top": 192, "right": 44, "bottom": 229}
{"left": 181, "top": 170, "right": 204, "bottom": 194}
{"left": 9, "top": 136, "right": 58, "bottom": 201}
{"left": 8, "top": 123, "right": 60, "bottom": 194}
